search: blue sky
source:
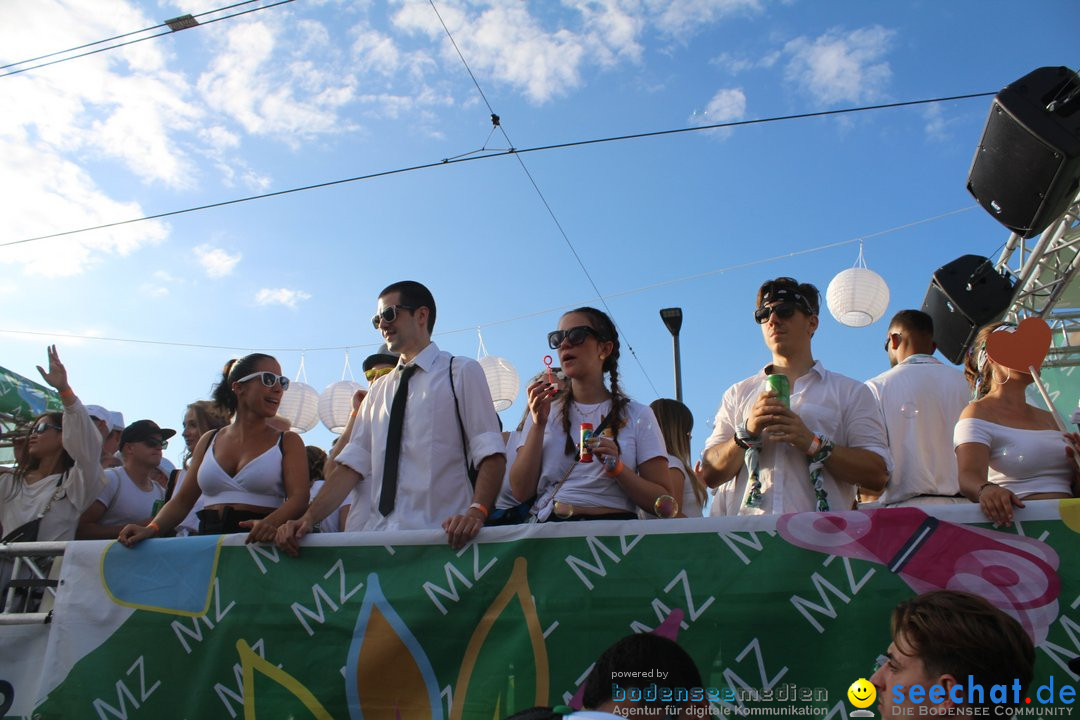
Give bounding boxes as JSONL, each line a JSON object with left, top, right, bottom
{"left": 2, "top": 0, "right": 1076, "bottom": 466}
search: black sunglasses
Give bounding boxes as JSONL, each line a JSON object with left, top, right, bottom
{"left": 32, "top": 421, "right": 62, "bottom": 435}
{"left": 141, "top": 437, "right": 169, "bottom": 449}
{"left": 884, "top": 332, "right": 900, "bottom": 352}
{"left": 547, "top": 325, "right": 602, "bottom": 349}
{"left": 371, "top": 304, "right": 416, "bottom": 330}
{"left": 754, "top": 302, "right": 801, "bottom": 324}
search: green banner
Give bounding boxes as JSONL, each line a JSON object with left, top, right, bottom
{"left": 10, "top": 502, "right": 1080, "bottom": 719}
{"left": 0, "top": 365, "right": 62, "bottom": 422}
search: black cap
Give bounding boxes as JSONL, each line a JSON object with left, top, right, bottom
{"left": 362, "top": 344, "right": 399, "bottom": 372}
{"left": 119, "top": 419, "right": 176, "bottom": 449}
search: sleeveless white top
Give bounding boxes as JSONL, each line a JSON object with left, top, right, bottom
{"left": 953, "top": 418, "right": 1073, "bottom": 497}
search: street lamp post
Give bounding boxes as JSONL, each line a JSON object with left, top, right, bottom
{"left": 659, "top": 308, "right": 683, "bottom": 402}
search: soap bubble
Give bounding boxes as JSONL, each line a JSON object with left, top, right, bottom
{"left": 899, "top": 402, "right": 919, "bottom": 419}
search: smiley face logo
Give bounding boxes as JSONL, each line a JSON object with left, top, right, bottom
{"left": 848, "top": 678, "right": 876, "bottom": 709}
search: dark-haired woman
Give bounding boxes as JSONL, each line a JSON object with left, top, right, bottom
{"left": 510, "top": 308, "right": 673, "bottom": 521}
{"left": 168, "top": 399, "right": 232, "bottom": 535}
{"left": 119, "top": 353, "right": 309, "bottom": 546}
{"left": 1, "top": 346, "right": 104, "bottom": 543}
{"left": 955, "top": 322, "right": 1079, "bottom": 527}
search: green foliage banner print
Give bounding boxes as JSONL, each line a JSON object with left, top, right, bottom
{"left": 5, "top": 501, "right": 1079, "bottom": 719}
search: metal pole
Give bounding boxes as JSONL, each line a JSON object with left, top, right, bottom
{"left": 672, "top": 332, "right": 683, "bottom": 402}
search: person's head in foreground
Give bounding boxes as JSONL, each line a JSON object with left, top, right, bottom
{"left": 579, "top": 632, "right": 709, "bottom": 719}
{"left": 870, "top": 590, "right": 1034, "bottom": 717}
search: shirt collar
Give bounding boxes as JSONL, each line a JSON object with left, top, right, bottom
{"left": 760, "top": 359, "right": 826, "bottom": 380}
{"left": 401, "top": 341, "right": 439, "bottom": 373}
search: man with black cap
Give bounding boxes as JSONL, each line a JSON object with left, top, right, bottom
{"left": 76, "top": 420, "right": 175, "bottom": 539}
{"left": 700, "top": 276, "right": 891, "bottom": 515}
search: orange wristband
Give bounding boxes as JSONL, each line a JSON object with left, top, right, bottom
{"left": 605, "top": 459, "right": 625, "bottom": 477}
{"left": 147, "top": 521, "right": 161, "bottom": 535}
{"left": 468, "top": 502, "right": 489, "bottom": 519}
{"left": 59, "top": 388, "right": 75, "bottom": 399}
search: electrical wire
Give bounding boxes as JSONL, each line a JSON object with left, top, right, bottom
{"left": 0, "top": 205, "right": 974, "bottom": 352}
{"left": 0, "top": 0, "right": 295, "bottom": 78}
{"left": 0, "top": 90, "right": 995, "bottom": 249}
{"left": 427, "top": 0, "right": 661, "bottom": 396}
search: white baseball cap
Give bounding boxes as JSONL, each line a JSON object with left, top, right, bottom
{"left": 108, "top": 411, "right": 125, "bottom": 432}
{"left": 85, "top": 404, "right": 111, "bottom": 424}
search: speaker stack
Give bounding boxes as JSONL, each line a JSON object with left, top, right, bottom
{"left": 921, "top": 255, "right": 1016, "bottom": 365}
{"left": 967, "top": 66, "right": 1080, "bottom": 239}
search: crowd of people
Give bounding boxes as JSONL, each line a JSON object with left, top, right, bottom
{"left": 2, "top": 277, "right": 1078, "bottom": 558}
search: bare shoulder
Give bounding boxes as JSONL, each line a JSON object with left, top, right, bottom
{"left": 959, "top": 399, "right": 993, "bottom": 421}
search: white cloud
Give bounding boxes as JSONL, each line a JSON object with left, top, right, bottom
{"left": 689, "top": 87, "right": 746, "bottom": 139}
{"left": 194, "top": 244, "right": 242, "bottom": 278}
{"left": 711, "top": 49, "right": 780, "bottom": 74}
{"left": 921, "top": 103, "right": 960, "bottom": 142}
{"left": 783, "top": 26, "right": 895, "bottom": 106}
{"left": 197, "top": 19, "right": 359, "bottom": 141}
{"left": 0, "top": 136, "right": 169, "bottom": 277}
{"left": 255, "top": 288, "right": 312, "bottom": 308}
{"left": 646, "top": 0, "right": 763, "bottom": 36}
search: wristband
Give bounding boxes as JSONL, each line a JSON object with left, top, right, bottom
{"left": 605, "top": 459, "right": 625, "bottom": 477}
{"left": 468, "top": 502, "right": 489, "bottom": 519}
{"left": 59, "top": 387, "right": 75, "bottom": 399}
{"left": 976, "top": 482, "right": 996, "bottom": 499}
{"left": 807, "top": 435, "right": 822, "bottom": 457}
{"left": 147, "top": 521, "right": 161, "bottom": 535}
{"left": 349, "top": 409, "right": 358, "bottom": 418}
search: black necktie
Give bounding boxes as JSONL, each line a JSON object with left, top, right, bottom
{"left": 380, "top": 364, "right": 417, "bottom": 516}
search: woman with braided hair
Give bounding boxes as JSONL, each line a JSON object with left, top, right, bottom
{"left": 509, "top": 307, "right": 674, "bottom": 521}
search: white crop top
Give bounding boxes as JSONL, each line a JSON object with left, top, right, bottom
{"left": 953, "top": 418, "right": 1073, "bottom": 497}
{"left": 197, "top": 431, "right": 286, "bottom": 508}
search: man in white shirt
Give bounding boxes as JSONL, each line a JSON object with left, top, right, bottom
{"left": 701, "top": 276, "right": 891, "bottom": 515}
{"left": 76, "top": 419, "right": 174, "bottom": 539}
{"left": 865, "top": 310, "right": 970, "bottom": 506}
{"left": 276, "top": 281, "right": 506, "bottom": 552}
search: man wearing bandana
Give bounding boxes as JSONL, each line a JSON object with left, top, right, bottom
{"left": 700, "top": 277, "right": 891, "bottom": 515}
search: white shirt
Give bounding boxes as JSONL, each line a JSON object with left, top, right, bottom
{"left": 639, "top": 453, "right": 703, "bottom": 519}
{"left": 95, "top": 466, "right": 164, "bottom": 527}
{"left": 495, "top": 428, "right": 523, "bottom": 510}
{"left": 953, "top": 417, "right": 1074, "bottom": 497}
{"left": 517, "top": 397, "right": 667, "bottom": 521}
{"left": 336, "top": 343, "right": 505, "bottom": 532}
{"left": 865, "top": 354, "right": 970, "bottom": 503}
{"left": 0, "top": 399, "right": 105, "bottom": 542}
{"left": 705, "top": 361, "right": 892, "bottom": 516}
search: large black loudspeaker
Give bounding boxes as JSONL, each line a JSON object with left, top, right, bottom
{"left": 967, "top": 66, "right": 1080, "bottom": 239}
{"left": 921, "top": 255, "right": 1016, "bottom": 365}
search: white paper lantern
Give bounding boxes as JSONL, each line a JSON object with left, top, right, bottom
{"left": 478, "top": 355, "right": 520, "bottom": 412}
{"left": 318, "top": 380, "right": 363, "bottom": 434}
{"left": 826, "top": 267, "right": 890, "bottom": 327}
{"left": 277, "top": 381, "right": 320, "bottom": 433}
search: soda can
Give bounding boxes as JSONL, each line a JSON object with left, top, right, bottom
{"left": 765, "top": 374, "right": 790, "bottom": 408}
{"left": 579, "top": 423, "right": 594, "bottom": 463}
{"left": 151, "top": 498, "right": 165, "bottom": 517}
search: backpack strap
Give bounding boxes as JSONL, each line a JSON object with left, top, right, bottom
{"left": 448, "top": 356, "right": 479, "bottom": 489}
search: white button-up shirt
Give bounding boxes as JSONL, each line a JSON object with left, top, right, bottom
{"left": 705, "top": 361, "right": 892, "bottom": 515}
{"left": 865, "top": 354, "right": 970, "bottom": 503}
{"left": 335, "top": 342, "right": 505, "bottom": 532}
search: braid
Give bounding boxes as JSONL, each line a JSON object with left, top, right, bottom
{"left": 561, "top": 380, "right": 576, "bottom": 456}
{"left": 606, "top": 354, "right": 628, "bottom": 454}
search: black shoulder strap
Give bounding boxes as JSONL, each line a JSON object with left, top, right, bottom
{"left": 165, "top": 469, "right": 181, "bottom": 501}
{"left": 448, "top": 356, "right": 478, "bottom": 488}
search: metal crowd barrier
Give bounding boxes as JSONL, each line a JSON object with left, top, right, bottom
{"left": 0, "top": 541, "right": 67, "bottom": 625}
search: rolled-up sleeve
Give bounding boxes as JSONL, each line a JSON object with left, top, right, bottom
{"left": 703, "top": 385, "right": 739, "bottom": 452}
{"left": 842, "top": 382, "right": 894, "bottom": 475}
{"left": 335, "top": 401, "right": 373, "bottom": 480}
{"left": 458, "top": 359, "right": 506, "bottom": 465}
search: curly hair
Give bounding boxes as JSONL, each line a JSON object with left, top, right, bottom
{"left": 211, "top": 353, "right": 277, "bottom": 415}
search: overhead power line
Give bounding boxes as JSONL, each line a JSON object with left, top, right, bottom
{"left": 0, "top": 204, "right": 975, "bottom": 352}
{"left": 427, "top": 0, "right": 663, "bottom": 395}
{"left": 0, "top": 0, "right": 295, "bottom": 78}
{"left": 1, "top": 91, "right": 995, "bottom": 249}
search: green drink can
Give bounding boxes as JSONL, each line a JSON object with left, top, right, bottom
{"left": 151, "top": 499, "right": 165, "bottom": 517}
{"left": 766, "top": 374, "right": 790, "bottom": 407}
